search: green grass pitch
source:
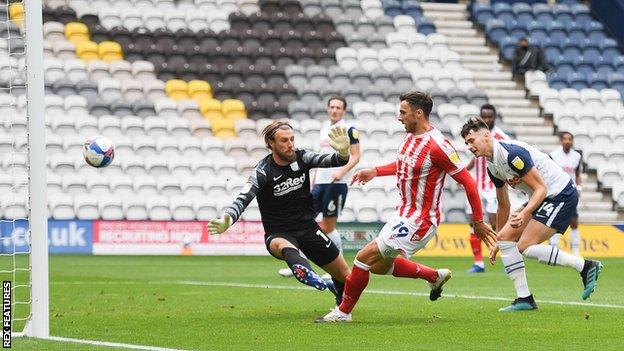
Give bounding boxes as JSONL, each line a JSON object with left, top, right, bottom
{"left": 10, "top": 255, "right": 624, "bottom": 350}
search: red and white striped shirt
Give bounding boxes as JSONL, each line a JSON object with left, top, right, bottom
{"left": 396, "top": 127, "right": 464, "bottom": 227}
{"left": 474, "top": 126, "right": 509, "bottom": 192}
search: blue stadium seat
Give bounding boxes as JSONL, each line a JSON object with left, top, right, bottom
{"left": 600, "top": 38, "right": 620, "bottom": 62}
{"left": 508, "top": 21, "right": 528, "bottom": 40}
{"left": 574, "top": 57, "right": 594, "bottom": 76}
{"left": 472, "top": 3, "right": 493, "bottom": 26}
{"left": 382, "top": 0, "right": 403, "bottom": 17}
{"left": 511, "top": 2, "right": 534, "bottom": 25}
{"left": 527, "top": 20, "right": 547, "bottom": 37}
{"left": 417, "top": 18, "right": 436, "bottom": 35}
{"left": 493, "top": 2, "right": 514, "bottom": 24}
{"left": 567, "top": 22, "right": 587, "bottom": 43}
{"left": 594, "top": 56, "right": 615, "bottom": 76}
{"left": 547, "top": 21, "right": 567, "bottom": 43}
{"left": 571, "top": 4, "right": 593, "bottom": 26}
{"left": 500, "top": 37, "right": 516, "bottom": 61}
{"left": 562, "top": 40, "right": 582, "bottom": 61}
{"left": 583, "top": 42, "right": 602, "bottom": 63}
{"left": 486, "top": 19, "right": 507, "bottom": 44}
{"left": 608, "top": 73, "right": 624, "bottom": 96}
{"left": 567, "top": 72, "right": 588, "bottom": 90}
{"left": 587, "top": 72, "right": 609, "bottom": 90}
{"left": 548, "top": 71, "right": 568, "bottom": 90}
{"left": 552, "top": 4, "right": 574, "bottom": 26}
{"left": 533, "top": 3, "right": 553, "bottom": 23}
{"left": 614, "top": 56, "right": 624, "bottom": 75}
{"left": 585, "top": 21, "right": 606, "bottom": 42}
{"left": 402, "top": 0, "right": 422, "bottom": 20}
{"left": 556, "top": 57, "right": 575, "bottom": 77}
{"left": 543, "top": 40, "right": 562, "bottom": 60}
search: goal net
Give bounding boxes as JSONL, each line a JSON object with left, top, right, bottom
{"left": 0, "top": 0, "right": 48, "bottom": 338}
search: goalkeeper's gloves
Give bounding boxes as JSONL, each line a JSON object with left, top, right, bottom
{"left": 207, "top": 213, "right": 232, "bottom": 235}
{"left": 328, "top": 126, "right": 350, "bottom": 159}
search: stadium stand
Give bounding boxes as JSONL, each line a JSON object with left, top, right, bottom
{"left": 0, "top": 0, "right": 621, "bottom": 222}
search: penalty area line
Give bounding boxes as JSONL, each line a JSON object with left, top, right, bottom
{"left": 41, "top": 336, "right": 189, "bottom": 351}
{"left": 174, "top": 280, "right": 624, "bottom": 310}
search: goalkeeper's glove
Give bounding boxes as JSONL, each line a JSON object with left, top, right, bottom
{"left": 207, "top": 213, "right": 232, "bottom": 235}
{"left": 328, "top": 126, "right": 350, "bottom": 159}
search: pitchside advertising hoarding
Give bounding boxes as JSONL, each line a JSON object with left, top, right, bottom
{"left": 0, "top": 220, "right": 623, "bottom": 257}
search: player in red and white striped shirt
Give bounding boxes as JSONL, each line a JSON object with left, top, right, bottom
{"left": 316, "top": 92, "right": 497, "bottom": 323}
{"left": 465, "top": 104, "right": 510, "bottom": 273}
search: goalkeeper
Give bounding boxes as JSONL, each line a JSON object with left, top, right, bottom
{"left": 208, "top": 120, "right": 352, "bottom": 306}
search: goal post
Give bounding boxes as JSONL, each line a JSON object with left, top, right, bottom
{"left": 24, "top": 0, "right": 49, "bottom": 338}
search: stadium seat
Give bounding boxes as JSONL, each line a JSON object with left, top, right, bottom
{"left": 75, "top": 40, "right": 99, "bottom": 61}
{"left": 64, "top": 21, "right": 89, "bottom": 44}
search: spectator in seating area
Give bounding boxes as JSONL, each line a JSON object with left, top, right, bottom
{"left": 512, "top": 37, "right": 551, "bottom": 79}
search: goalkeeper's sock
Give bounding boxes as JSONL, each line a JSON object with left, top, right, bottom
{"left": 331, "top": 277, "right": 345, "bottom": 306}
{"left": 549, "top": 234, "right": 561, "bottom": 247}
{"left": 281, "top": 247, "right": 313, "bottom": 272}
{"left": 326, "top": 229, "right": 342, "bottom": 252}
{"left": 338, "top": 260, "right": 370, "bottom": 314}
{"left": 499, "top": 241, "right": 531, "bottom": 298}
{"left": 522, "top": 244, "right": 584, "bottom": 272}
{"left": 470, "top": 233, "right": 484, "bottom": 267}
{"left": 391, "top": 257, "right": 438, "bottom": 283}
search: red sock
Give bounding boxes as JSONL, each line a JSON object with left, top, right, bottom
{"left": 338, "top": 265, "right": 369, "bottom": 314}
{"left": 392, "top": 257, "right": 438, "bottom": 283}
{"left": 470, "top": 233, "right": 483, "bottom": 263}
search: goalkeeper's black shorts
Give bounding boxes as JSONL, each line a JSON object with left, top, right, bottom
{"left": 265, "top": 227, "right": 340, "bottom": 267}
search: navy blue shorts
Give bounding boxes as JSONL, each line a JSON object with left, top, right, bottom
{"left": 530, "top": 181, "right": 579, "bottom": 233}
{"left": 311, "top": 183, "right": 348, "bottom": 217}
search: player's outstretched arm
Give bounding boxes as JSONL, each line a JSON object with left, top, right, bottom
{"left": 451, "top": 168, "right": 496, "bottom": 249}
{"left": 208, "top": 214, "right": 232, "bottom": 235}
{"left": 350, "top": 162, "right": 396, "bottom": 186}
{"left": 207, "top": 171, "right": 263, "bottom": 235}
{"left": 301, "top": 125, "right": 352, "bottom": 170}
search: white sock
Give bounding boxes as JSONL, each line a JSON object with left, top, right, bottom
{"left": 522, "top": 244, "right": 584, "bottom": 272}
{"left": 549, "top": 234, "right": 560, "bottom": 247}
{"left": 570, "top": 229, "right": 580, "bottom": 255}
{"left": 326, "top": 229, "right": 342, "bottom": 252}
{"left": 499, "top": 241, "right": 531, "bottom": 298}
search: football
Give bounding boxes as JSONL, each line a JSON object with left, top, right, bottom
{"left": 83, "top": 135, "right": 115, "bottom": 168}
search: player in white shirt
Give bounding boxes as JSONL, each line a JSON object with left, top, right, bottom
{"left": 278, "top": 96, "right": 360, "bottom": 278}
{"left": 461, "top": 117, "right": 602, "bottom": 312}
{"left": 464, "top": 104, "right": 510, "bottom": 273}
{"left": 548, "top": 132, "right": 583, "bottom": 256}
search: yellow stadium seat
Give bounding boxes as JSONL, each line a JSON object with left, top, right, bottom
{"left": 221, "top": 99, "right": 247, "bottom": 120}
{"left": 98, "top": 41, "right": 123, "bottom": 62}
{"left": 64, "top": 22, "right": 90, "bottom": 44}
{"left": 165, "top": 79, "right": 189, "bottom": 100}
{"left": 211, "top": 117, "right": 236, "bottom": 138}
{"left": 187, "top": 80, "right": 212, "bottom": 102}
{"left": 75, "top": 41, "right": 99, "bottom": 61}
{"left": 199, "top": 98, "right": 223, "bottom": 120}
{"left": 8, "top": 3, "right": 23, "bottom": 24}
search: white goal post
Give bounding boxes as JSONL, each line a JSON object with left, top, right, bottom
{"left": 24, "top": 0, "right": 48, "bottom": 338}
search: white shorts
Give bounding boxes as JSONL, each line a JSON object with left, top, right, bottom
{"left": 375, "top": 213, "right": 437, "bottom": 258}
{"left": 466, "top": 188, "right": 498, "bottom": 215}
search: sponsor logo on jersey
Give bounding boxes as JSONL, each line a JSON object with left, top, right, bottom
{"left": 512, "top": 156, "right": 525, "bottom": 170}
{"left": 397, "top": 152, "right": 417, "bottom": 167}
{"left": 273, "top": 174, "right": 306, "bottom": 196}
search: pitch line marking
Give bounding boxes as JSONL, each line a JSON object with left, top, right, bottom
{"left": 42, "top": 336, "right": 189, "bottom": 351}
{"left": 174, "top": 280, "right": 624, "bottom": 310}
{"left": 51, "top": 280, "right": 624, "bottom": 309}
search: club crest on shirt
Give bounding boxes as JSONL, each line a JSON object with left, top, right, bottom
{"left": 290, "top": 161, "right": 300, "bottom": 171}
{"left": 512, "top": 156, "right": 525, "bottom": 170}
